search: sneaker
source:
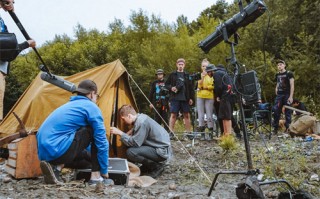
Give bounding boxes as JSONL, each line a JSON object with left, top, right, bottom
{"left": 88, "top": 177, "right": 114, "bottom": 186}
{"left": 40, "top": 161, "right": 63, "bottom": 184}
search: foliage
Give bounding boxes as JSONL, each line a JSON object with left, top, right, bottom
{"left": 4, "top": 0, "right": 320, "bottom": 117}
{"left": 218, "top": 134, "right": 238, "bottom": 151}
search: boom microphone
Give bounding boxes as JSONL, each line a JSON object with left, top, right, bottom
{"left": 40, "top": 72, "right": 76, "bottom": 93}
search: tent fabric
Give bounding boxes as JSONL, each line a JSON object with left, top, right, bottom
{"left": 0, "top": 59, "right": 137, "bottom": 158}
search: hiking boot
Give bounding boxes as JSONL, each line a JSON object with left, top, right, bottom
{"left": 40, "top": 161, "right": 63, "bottom": 184}
{"left": 148, "top": 163, "right": 165, "bottom": 179}
{"left": 88, "top": 177, "right": 114, "bottom": 186}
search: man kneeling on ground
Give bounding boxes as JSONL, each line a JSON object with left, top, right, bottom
{"left": 36, "top": 80, "right": 113, "bottom": 186}
{"left": 110, "top": 105, "right": 171, "bottom": 178}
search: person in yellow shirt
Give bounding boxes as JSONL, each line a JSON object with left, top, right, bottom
{"left": 196, "top": 59, "right": 215, "bottom": 138}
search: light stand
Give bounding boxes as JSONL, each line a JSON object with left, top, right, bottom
{"left": 207, "top": 28, "right": 260, "bottom": 196}
{"left": 207, "top": 18, "right": 299, "bottom": 199}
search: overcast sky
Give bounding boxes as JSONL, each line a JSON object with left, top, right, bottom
{"left": 1, "top": 0, "right": 233, "bottom": 46}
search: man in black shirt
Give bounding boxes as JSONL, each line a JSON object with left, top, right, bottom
{"left": 272, "top": 60, "right": 294, "bottom": 134}
{"left": 165, "top": 58, "right": 194, "bottom": 133}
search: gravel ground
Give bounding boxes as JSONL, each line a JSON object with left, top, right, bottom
{"left": 0, "top": 133, "right": 319, "bottom": 199}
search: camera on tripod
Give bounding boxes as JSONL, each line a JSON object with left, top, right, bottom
{"left": 189, "top": 72, "right": 201, "bottom": 81}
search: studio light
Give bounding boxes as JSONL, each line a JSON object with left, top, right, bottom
{"left": 199, "top": 0, "right": 267, "bottom": 53}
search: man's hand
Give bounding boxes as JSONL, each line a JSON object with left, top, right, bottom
{"left": 110, "top": 127, "right": 123, "bottom": 136}
{"left": 171, "top": 86, "right": 177, "bottom": 93}
{"left": 288, "top": 97, "right": 293, "bottom": 105}
{"left": 101, "top": 173, "right": 109, "bottom": 179}
{"left": 189, "top": 99, "right": 193, "bottom": 106}
{"left": 0, "top": 0, "right": 14, "bottom": 11}
{"left": 149, "top": 104, "right": 154, "bottom": 109}
{"left": 27, "top": 39, "right": 36, "bottom": 48}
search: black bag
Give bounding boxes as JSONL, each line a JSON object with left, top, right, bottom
{"left": 236, "top": 176, "right": 265, "bottom": 199}
{"left": 0, "top": 32, "right": 19, "bottom": 62}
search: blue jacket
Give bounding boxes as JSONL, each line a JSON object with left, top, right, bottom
{"left": 36, "top": 96, "right": 109, "bottom": 174}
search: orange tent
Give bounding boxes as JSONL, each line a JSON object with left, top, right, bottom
{"left": 0, "top": 59, "right": 137, "bottom": 157}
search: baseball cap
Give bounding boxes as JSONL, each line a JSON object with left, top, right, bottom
{"left": 205, "top": 64, "right": 216, "bottom": 72}
{"left": 155, "top": 69, "right": 165, "bottom": 75}
{"left": 73, "top": 79, "right": 97, "bottom": 95}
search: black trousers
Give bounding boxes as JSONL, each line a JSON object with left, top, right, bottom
{"left": 49, "top": 127, "right": 100, "bottom": 172}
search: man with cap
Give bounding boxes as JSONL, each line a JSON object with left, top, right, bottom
{"left": 148, "top": 69, "right": 169, "bottom": 132}
{"left": 165, "top": 58, "right": 194, "bottom": 133}
{"left": 272, "top": 60, "right": 294, "bottom": 134}
{"left": 196, "top": 59, "right": 215, "bottom": 139}
{"left": 213, "top": 64, "right": 234, "bottom": 136}
{"left": 36, "top": 79, "right": 113, "bottom": 186}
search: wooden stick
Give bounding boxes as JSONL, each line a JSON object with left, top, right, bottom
{"left": 283, "top": 105, "right": 312, "bottom": 116}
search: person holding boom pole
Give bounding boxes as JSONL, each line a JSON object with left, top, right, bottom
{"left": 0, "top": 0, "right": 36, "bottom": 121}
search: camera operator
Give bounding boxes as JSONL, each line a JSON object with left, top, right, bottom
{"left": 165, "top": 58, "right": 194, "bottom": 133}
{"left": 0, "top": 0, "right": 36, "bottom": 121}
{"left": 148, "top": 69, "right": 169, "bottom": 132}
{"left": 196, "top": 59, "right": 215, "bottom": 138}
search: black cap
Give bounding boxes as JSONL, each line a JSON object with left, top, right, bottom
{"left": 205, "top": 64, "right": 216, "bottom": 72}
{"left": 73, "top": 79, "right": 97, "bottom": 95}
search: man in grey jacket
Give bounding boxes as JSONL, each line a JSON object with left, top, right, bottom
{"left": 110, "top": 105, "right": 171, "bottom": 178}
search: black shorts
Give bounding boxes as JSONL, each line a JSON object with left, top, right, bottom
{"left": 218, "top": 98, "right": 232, "bottom": 120}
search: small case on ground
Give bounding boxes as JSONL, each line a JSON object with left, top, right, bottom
{"left": 74, "top": 158, "right": 130, "bottom": 186}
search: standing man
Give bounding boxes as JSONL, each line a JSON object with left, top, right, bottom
{"left": 272, "top": 60, "right": 294, "bottom": 134}
{"left": 148, "top": 69, "right": 169, "bottom": 131}
{"left": 165, "top": 58, "right": 194, "bottom": 133}
{"left": 37, "top": 80, "right": 113, "bottom": 186}
{"left": 110, "top": 105, "right": 171, "bottom": 178}
{"left": 0, "top": 0, "right": 36, "bottom": 121}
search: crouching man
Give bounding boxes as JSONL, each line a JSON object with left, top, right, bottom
{"left": 36, "top": 80, "right": 113, "bottom": 186}
{"left": 110, "top": 105, "right": 171, "bottom": 178}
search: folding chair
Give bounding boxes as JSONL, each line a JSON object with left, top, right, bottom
{"left": 252, "top": 103, "right": 272, "bottom": 139}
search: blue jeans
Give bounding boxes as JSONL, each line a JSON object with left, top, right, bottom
{"left": 272, "top": 94, "right": 292, "bottom": 129}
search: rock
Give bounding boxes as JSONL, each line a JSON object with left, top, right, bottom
{"left": 95, "top": 181, "right": 105, "bottom": 193}
{"left": 3, "top": 176, "right": 12, "bottom": 183}
{"left": 169, "top": 183, "right": 177, "bottom": 190}
{"left": 310, "top": 174, "right": 319, "bottom": 181}
{"left": 257, "top": 174, "right": 264, "bottom": 181}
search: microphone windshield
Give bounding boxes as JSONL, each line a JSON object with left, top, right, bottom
{"left": 40, "top": 72, "right": 76, "bottom": 93}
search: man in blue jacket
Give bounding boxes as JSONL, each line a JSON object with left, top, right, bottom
{"left": 37, "top": 80, "right": 113, "bottom": 186}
